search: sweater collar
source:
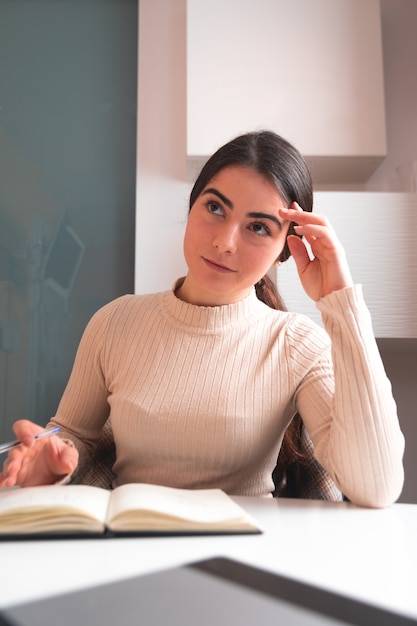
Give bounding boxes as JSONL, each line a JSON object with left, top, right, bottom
{"left": 159, "top": 278, "right": 270, "bottom": 333}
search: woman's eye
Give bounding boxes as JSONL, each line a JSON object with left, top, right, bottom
{"left": 249, "top": 222, "right": 271, "bottom": 237}
{"left": 206, "top": 201, "right": 223, "bottom": 216}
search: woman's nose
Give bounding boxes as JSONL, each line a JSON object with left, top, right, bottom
{"left": 213, "top": 224, "right": 239, "bottom": 253}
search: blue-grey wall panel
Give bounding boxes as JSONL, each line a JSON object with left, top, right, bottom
{"left": 0, "top": 0, "right": 137, "bottom": 436}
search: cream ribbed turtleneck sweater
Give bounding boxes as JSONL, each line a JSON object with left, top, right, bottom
{"left": 51, "top": 284, "right": 404, "bottom": 507}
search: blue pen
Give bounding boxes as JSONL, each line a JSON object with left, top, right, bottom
{"left": 0, "top": 426, "right": 61, "bottom": 455}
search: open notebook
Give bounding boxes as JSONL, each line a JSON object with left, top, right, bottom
{"left": 0, "top": 483, "right": 261, "bottom": 537}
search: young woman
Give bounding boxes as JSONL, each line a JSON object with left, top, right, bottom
{"left": 0, "top": 131, "right": 404, "bottom": 507}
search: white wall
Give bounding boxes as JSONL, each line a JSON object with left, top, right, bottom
{"left": 135, "top": 0, "right": 188, "bottom": 294}
{"left": 135, "top": 0, "right": 417, "bottom": 502}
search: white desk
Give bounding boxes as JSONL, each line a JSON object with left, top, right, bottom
{"left": 1, "top": 497, "right": 417, "bottom": 620}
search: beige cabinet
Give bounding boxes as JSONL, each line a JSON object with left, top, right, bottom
{"left": 187, "top": 0, "right": 387, "bottom": 184}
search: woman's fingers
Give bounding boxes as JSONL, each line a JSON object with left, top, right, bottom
{"left": 46, "top": 437, "right": 78, "bottom": 477}
{"left": 0, "top": 421, "right": 79, "bottom": 487}
{"left": 0, "top": 447, "right": 31, "bottom": 487}
{"left": 279, "top": 203, "right": 353, "bottom": 300}
{"left": 286, "top": 234, "right": 311, "bottom": 274}
{"left": 281, "top": 204, "right": 340, "bottom": 250}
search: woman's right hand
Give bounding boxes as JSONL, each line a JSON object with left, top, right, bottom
{"left": 0, "top": 420, "right": 79, "bottom": 488}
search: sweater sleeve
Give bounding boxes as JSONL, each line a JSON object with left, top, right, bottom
{"left": 48, "top": 298, "right": 123, "bottom": 477}
{"left": 296, "top": 284, "right": 404, "bottom": 508}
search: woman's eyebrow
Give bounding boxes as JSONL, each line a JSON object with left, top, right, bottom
{"left": 247, "top": 212, "right": 282, "bottom": 228}
{"left": 202, "top": 188, "right": 233, "bottom": 208}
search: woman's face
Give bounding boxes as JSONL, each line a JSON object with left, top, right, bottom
{"left": 179, "top": 165, "right": 290, "bottom": 306}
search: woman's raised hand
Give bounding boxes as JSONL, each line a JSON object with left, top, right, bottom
{"left": 279, "top": 203, "right": 354, "bottom": 302}
{"left": 0, "top": 419, "right": 79, "bottom": 488}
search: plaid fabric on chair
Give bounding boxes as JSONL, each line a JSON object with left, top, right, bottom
{"left": 74, "top": 420, "right": 116, "bottom": 489}
{"left": 272, "top": 426, "right": 344, "bottom": 501}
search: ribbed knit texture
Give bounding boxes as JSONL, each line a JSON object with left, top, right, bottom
{"left": 51, "top": 284, "right": 404, "bottom": 506}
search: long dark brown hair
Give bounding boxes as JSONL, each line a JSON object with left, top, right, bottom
{"left": 189, "top": 130, "right": 314, "bottom": 463}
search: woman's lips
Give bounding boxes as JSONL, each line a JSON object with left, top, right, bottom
{"left": 202, "top": 257, "right": 237, "bottom": 273}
